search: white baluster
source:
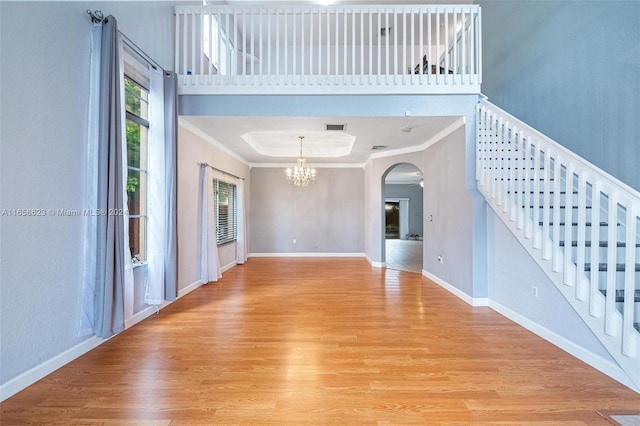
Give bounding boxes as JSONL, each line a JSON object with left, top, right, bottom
{"left": 259, "top": 8, "right": 263, "bottom": 81}
{"left": 368, "top": 10, "right": 373, "bottom": 83}
{"left": 427, "top": 10, "right": 433, "bottom": 84}
{"left": 509, "top": 125, "right": 518, "bottom": 222}
{"left": 515, "top": 128, "right": 525, "bottom": 230}
{"left": 344, "top": 9, "right": 348, "bottom": 80}
{"left": 444, "top": 7, "right": 449, "bottom": 84}
{"left": 563, "top": 163, "right": 575, "bottom": 286}
{"left": 175, "top": 9, "right": 181, "bottom": 77}
{"left": 275, "top": 9, "right": 280, "bottom": 78}
{"left": 523, "top": 135, "right": 532, "bottom": 239}
{"left": 605, "top": 192, "right": 618, "bottom": 336}
{"left": 575, "top": 172, "right": 588, "bottom": 300}
{"left": 435, "top": 10, "right": 440, "bottom": 84}
{"left": 191, "top": 11, "right": 196, "bottom": 85}
{"left": 242, "top": 9, "right": 247, "bottom": 78}
{"left": 476, "top": 10, "right": 482, "bottom": 85}
{"left": 336, "top": 9, "right": 340, "bottom": 79}
{"left": 532, "top": 141, "right": 541, "bottom": 249}
{"left": 267, "top": 9, "right": 271, "bottom": 80}
{"left": 589, "top": 180, "right": 602, "bottom": 316}
{"left": 495, "top": 117, "right": 504, "bottom": 206}
{"left": 360, "top": 10, "right": 364, "bottom": 81}
{"left": 622, "top": 203, "right": 638, "bottom": 356}
{"left": 352, "top": 10, "right": 357, "bottom": 82}
{"left": 542, "top": 147, "right": 552, "bottom": 260}
{"left": 552, "top": 154, "right": 563, "bottom": 271}
{"left": 292, "top": 8, "right": 296, "bottom": 80}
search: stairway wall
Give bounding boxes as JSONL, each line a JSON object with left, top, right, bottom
{"left": 486, "top": 208, "right": 616, "bottom": 365}
{"left": 477, "top": 0, "right": 640, "bottom": 192}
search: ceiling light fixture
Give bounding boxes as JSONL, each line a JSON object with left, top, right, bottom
{"left": 286, "top": 136, "right": 316, "bottom": 187}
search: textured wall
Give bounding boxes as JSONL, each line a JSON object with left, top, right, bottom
{"left": 250, "top": 168, "right": 364, "bottom": 254}
{"left": 478, "top": 0, "right": 640, "bottom": 191}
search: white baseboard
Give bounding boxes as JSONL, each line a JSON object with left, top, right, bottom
{"left": 221, "top": 261, "right": 237, "bottom": 273}
{"left": 422, "top": 269, "right": 488, "bottom": 307}
{"left": 0, "top": 279, "right": 205, "bottom": 402}
{"left": 179, "top": 279, "right": 204, "bottom": 298}
{"left": 250, "top": 252, "right": 366, "bottom": 258}
{"left": 0, "top": 335, "right": 104, "bottom": 401}
{"left": 365, "top": 254, "right": 385, "bottom": 268}
{"left": 488, "top": 300, "right": 639, "bottom": 393}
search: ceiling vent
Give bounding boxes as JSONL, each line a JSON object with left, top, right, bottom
{"left": 325, "top": 123, "right": 346, "bottom": 131}
{"left": 371, "top": 145, "right": 387, "bottom": 151}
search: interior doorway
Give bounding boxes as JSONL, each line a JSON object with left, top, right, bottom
{"left": 383, "top": 163, "right": 424, "bottom": 273}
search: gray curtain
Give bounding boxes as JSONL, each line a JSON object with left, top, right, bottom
{"left": 164, "top": 72, "right": 178, "bottom": 301}
{"left": 94, "top": 15, "right": 126, "bottom": 338}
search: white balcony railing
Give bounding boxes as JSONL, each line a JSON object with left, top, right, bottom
{"left": 175, "top": 5, "right": 481, "bottom": 95}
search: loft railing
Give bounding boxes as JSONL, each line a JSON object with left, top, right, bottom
{"left": 477, "top": 99, "right": 640, "bottom": 389}
{"left": 175, "top": 4, "right": 481, "bottom": 95}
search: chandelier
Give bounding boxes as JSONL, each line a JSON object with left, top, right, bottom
{"left": 286, "top": 136, "right": 316, "bottom": 187}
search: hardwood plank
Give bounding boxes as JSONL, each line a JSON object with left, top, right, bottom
{"left": 2, "top": 258, "right": 639, "bottom": 424}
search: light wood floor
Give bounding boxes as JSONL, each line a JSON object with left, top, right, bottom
{"left": 386, "top": 239, "right": 423, "bottom": 273}
{"left": 2, "top": 258, "right": 639, "bottom": 425}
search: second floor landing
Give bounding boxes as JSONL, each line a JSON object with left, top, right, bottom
{"left": 175, "top": 4, "right": 481, "bottom": 95}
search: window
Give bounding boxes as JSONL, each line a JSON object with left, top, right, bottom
{"left": 203, "top": 15, "right": 235, "bottom": 76}
{"left": 203, "top": 15, "right": 219, "bottom": 69}
{"left": 214, "top": 179, "right": 237, "bottom": 245}
{"left": 124, "top": 70, "right": 150, "bottom": 263}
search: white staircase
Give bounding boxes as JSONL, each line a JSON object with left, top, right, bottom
{"left": 476, "top": 99, "right": 640, "bottom": 389}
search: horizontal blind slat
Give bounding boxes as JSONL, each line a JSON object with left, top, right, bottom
{"left": 214, "top": 179, "right": 237, "bottom": 245}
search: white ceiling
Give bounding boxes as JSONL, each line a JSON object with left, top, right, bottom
{"left": 181, "top": 115, "right": 461, "bottom": 165}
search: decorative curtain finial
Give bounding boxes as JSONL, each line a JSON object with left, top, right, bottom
{"left": 87, "top": 10, "right": 105, "bottom": 24}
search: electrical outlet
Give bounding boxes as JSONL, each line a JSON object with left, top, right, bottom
{"left": 292, "top": 239, "right": 296, "bottom": 244}
{"left": 531, "top": 285, "right": 538, "bottom": 298}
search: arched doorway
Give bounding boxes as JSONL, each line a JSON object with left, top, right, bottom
{"left": 382, "top": 163, "right": 424, "bottom": 273}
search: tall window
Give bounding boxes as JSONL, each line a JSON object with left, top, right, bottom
{"left": 203, "top": 15, "right": 235, "bottom": 76}
{"left": 203, "top": 15, "right": 220, "bottom": 70}
{"left": 124, "top": 66, "right": 150, "bottom": 263}
{"left": 214, "top": 179, "right": 237, "bottom": 245}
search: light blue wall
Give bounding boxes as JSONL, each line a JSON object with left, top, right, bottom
{"left": 0, "top": 1, "right": 174, "bottom": 387}
{"left": 478, "top": 0, "right": 640, "bottom": 191}
{"left": 383, "top": 184, "right": 424, "bottom": 237}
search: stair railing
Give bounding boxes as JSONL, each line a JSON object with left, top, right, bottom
{"left": 476, "top": 99, "right": 640, "bottom": 387}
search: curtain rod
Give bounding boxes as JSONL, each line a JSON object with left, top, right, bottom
{"left": 199, "top": 163, "right": 245, "bottom": 181}
{"left": 120, "top": 33, "right": 162, "bottom": 72}
{"left": 87, "top": 9, "right": 164, "bottom": 73}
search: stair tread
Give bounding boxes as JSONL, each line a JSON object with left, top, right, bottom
{"left": 599, "top": 289, "right": 640, "bottom": 303}
{"left": 560, "top": 241, "right": 640, "bottom": 248}
{"left": 507, "top": 190, "right": 578, "bottom": 194}
{"left": 528, "top": 205, "right": 592, "bottom": 209}
{"left": 541, "top": 222, "right": 615, "bottom": 227}
{"left": 585, "top": 263, "right": 640, "bottom": 272}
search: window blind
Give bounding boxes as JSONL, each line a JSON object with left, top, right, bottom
{"left": 214, "top": 179, "right": 237, "bottom": 245}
